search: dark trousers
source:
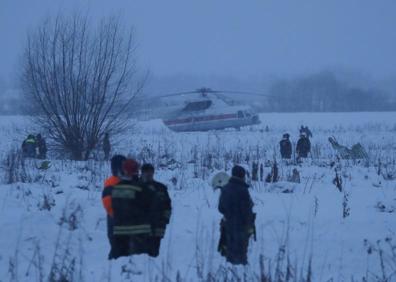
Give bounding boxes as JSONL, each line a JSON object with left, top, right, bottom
{"left": 147, "top": 237, "right": 162, "bottom": 257}
{"left": 107, "top": 216, "right": 115, "bottom": 259}
{"left": 218, "top": 221, "right": 249, "bottom": 265}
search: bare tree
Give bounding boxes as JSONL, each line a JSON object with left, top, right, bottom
{"left": 21, "top": 14, "right": 145, "bottom": 160}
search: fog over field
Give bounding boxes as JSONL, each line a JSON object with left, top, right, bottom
{"left": 1, "top": 0, "right": 396, "bottom": 111}
{"left": 0, "top": 1, "right": 396, "bottom": 282}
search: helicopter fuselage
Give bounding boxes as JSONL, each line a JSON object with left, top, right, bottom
{"left": 134, "top": 88, "right": 265, "bottom": 132}
{"left": 163, "top": 107, "right": 260, "bottom": 132}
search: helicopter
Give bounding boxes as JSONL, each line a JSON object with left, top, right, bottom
{"left": 133, "top": 87, "right": 267, "bottom": 132}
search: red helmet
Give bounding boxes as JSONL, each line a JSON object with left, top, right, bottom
{"left": 122, "top": 159, "right": 140, "bottom": 177}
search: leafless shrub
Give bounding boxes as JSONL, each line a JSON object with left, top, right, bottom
{"left": 21, "top": 13, "right": 146, "bottom": 160}
{"left": 37, "top": 193, "right": 56, "bottom": 211}
{"left": 25, "top": 240, "right": 45, "bottom": 282}
{"left": 3, "top": 148, "right": 30, "bottom": 184}
{"left": 75, "top": 160, "right": 107, "bottom": 192}
{"left": 48, "top": 240, "right": 77, "bottom": 282}
{"left": 49, "top": 204, "right": 85, "bottom": 282}
{"left": 7, "top": 228, "right": 23, "bottom": 282}
{"left": 120, "top": 258, "right": 143, "bottom": 279}
{"left": 311, "top": 143, "right": 322, "bottom": 161}
{"left": 59, "top": 202, "right": 83, "bottom": 231}
{"left": 364, "top": 237, "right": 396, "bottom": 282}
{"left": 333, "top": 168, "right": 343, "bottom": 192}
{"left": 6, "top": 203, "right": 85, "bottom": 282}
{"left": 375, "top": 201, "right": 395, "bottom": 214}
{"left": 342, "top": 190, "right": 351, "bottom": 219}
{"left": 8, "top": 257, "right": 18, "bottom": 282}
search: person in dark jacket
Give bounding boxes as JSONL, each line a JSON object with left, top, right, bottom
{"left": 218, "top": 165, "right": 255, "bottom": 265}
{"left": 102, "top": 155, "right": 126, "bottom": 259}
{"left": 140, "top": 163, "right": 172, "bottom": 257}
{"left": 103, "top": 133, "right": 111, "bottom": 161}
{"left": 22, "top": 134, "right": 37, "bottom": 158}
{"left": 104, "top": 159, "right": 157, "bottom": 259}
{"left": 296, "top": 133, "right": 311, "bottom": 159}
{"left": 300, "top": 126, "right": 313, "bottom": 138}
{"left": 36, "top": 134, "right": 47, "bottom": 159}
{"left": 306, "top": 127, "right": 313, "bottom": 138}
{"left": 279, "top": 133, "right": 292, "bottom": 159}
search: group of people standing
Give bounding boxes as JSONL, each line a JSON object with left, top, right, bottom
{"left": 102, "top": 155, "right": 255, "bottom": 266}
{"left": 102, "top": 155, "right": 172, "bottom": 259}
{"left": 279, "top": 126, "right": 312, "bottom": 161}
{"left": 21, "top": 134, "right": 47, "bottom": 159}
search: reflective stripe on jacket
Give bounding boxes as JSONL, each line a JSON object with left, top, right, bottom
{"left": 110, "top": 180, "right": 156, "bottom": 237}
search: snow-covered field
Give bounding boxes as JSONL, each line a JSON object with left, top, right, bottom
{"left": 0, "top": 112, "right": 396, "bottom": 282}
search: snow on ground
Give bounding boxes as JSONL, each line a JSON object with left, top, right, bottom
{"left": 0, "top": 112, "right": 396, "bottom": 281}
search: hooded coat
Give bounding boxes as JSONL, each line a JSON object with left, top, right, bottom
{"left": 280, "top": 137, "right": 292, "bottom": 159}
{"left": 218, "top": 176, "right": 254, "bottom": 265}
{"left": 296, "top": 136, "right": 311, "bottom": 158}
{"left": 140, "top": 179, "right": 172, "bottom": 257}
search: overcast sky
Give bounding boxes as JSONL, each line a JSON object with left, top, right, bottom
{"left": 1, "top": 0, "right": 396, "bottom": 83}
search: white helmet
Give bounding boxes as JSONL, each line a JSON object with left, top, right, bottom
{"left": 211, "top": 172, "right": 230, "bottom": 189}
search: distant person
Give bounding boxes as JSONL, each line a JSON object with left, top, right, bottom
{"left": 296, "top": 132, "right": 311, "bottom": 160}
{"left": 36, "top": 134, "right": 47, "bottom": 159}
{"left": 105, "top": 159, "right": 156, "bottom": 259}
{"left": 140, "top": 163, "right": 172, "bottom": 257}
{"left": 103, "top": 133, "right": 111, "bottom": 160}
{"left": 102, "top": 155, "right": 126, "bottom": 259}
{"left": 218, "top": 165, "right": 256, "bottom": 265}
{"left": 300, "top": 126, "right": 313, "bottom": 139}
{"left": 279, "top": 133, "right": 292, "bottom": 159}
{"left": 305, "top": 126, "right": 313, "bottom": 138}
{"left": 22, "top": 134, "right": 37, "bottom": 158}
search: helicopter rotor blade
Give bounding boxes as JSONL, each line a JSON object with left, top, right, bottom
{"left": 156, "top": 91, "right": 202, "bottom": 98}
{"left": 149, "top": 87, "right": 228, "bottom": 99}
{"left": 133, "top": 91, "right": 202, "bottom": 103}
{"left": 134, "top": 88, "right": 269, "bottom": 104}
{"left": 216, "top": 90, "right": 270, "bottom": 98}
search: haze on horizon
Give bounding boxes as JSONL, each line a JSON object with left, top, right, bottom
{"left": 1, "top": 0, "right": 396, "bottom": 90}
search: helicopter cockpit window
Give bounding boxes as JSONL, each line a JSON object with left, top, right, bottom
{"left": 237, "top": 111, "right": 244, "bottom": 118}
{"left": 182, "top": 100, "right": 212, "bottom": 112}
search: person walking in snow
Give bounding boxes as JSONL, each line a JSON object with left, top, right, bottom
{"left": 140, "top": 163, "right": 172, "bottom": 257}
{"left": 218, "top": 165, "right": 256, "bottom": 265}
{"left": 279, "top": 133, "right": 292, "bottom": 159}
{"left": 296, "top": 132, "right": 311, "bottom": 160}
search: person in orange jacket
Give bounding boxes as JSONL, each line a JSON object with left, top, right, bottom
{"left": 102, "top": 154, "right": 126, "bottom": 259}
{"left": 109, "top": 159, "right": 157, "bottom": 259}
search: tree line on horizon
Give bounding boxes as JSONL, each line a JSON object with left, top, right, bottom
{"left": 265, "top": 71, "right": 395, "bottom": 112}
{"left": 1, "top": 70, "right": 395, "bottom": 115}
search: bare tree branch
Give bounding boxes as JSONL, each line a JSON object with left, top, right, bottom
{"left": 21, "top": 13, "right": 144, "bottom": 160}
